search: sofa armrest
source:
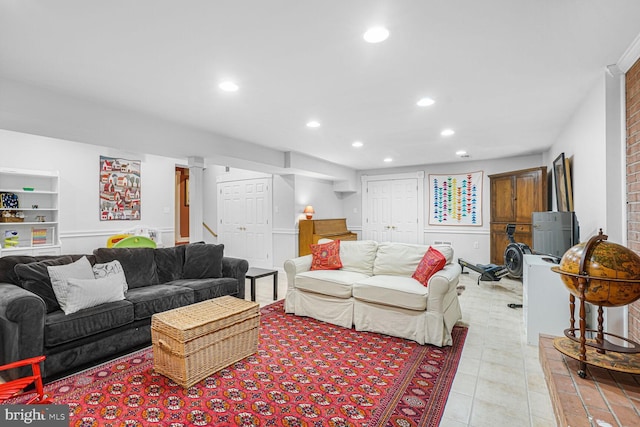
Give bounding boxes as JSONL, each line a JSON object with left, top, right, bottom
{"left": 0, "top": 283, "right": 46, "bottom": 380}
{"left": 426, "top": 262, "right": 461, "bottom": 312}
{"left": 222, "top": 257, "right": 249, "bottom": 299}
{"left": 284, "top": 255, "right": 312, "bottom": 289}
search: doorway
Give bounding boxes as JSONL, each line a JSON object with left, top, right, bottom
{"left": 362, "top": 172, "right": 424, "bottom": 244}
{"left": 175, "top": 167, "right": 189, "bottom": 245}
{"left": 217, "top": 177, "right": 273, "bottom": 268}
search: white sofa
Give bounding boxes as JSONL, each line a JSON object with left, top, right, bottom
{"left": 284, "top": 240, "right": 462, "bottom": 346}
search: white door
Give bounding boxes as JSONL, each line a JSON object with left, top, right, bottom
{"left": 218, "top": 178, "right": 272, "bottom": 268}
{"left": 391, "top": 179, "right": 419, "bottom": 243}
{"left": 364, "top": 178, "right": 419, "bottom": 243}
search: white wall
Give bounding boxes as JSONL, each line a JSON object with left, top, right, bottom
{"left": 343, "top": 154, "right": 545, "bottom": 264}
{"left": 0, "top": 129, "right": 183, "bottom": 253}
{"left": 544, "top": 70, "right": 627, "bottom": 338}
{"left": 272, "top": 174, "right": 296, "bottom": 268}
{"left": 294, "top": 175, "right": 345, "bottom": 222}
{"left": 544, "top": 76, "right": 607, "bottom": 240}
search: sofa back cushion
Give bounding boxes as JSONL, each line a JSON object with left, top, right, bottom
{"left": 93, "top": 247, "right": 159, "bottom": 288}
{"left": 1, "top": 254, "right": 91, "bottom": 286}
{"left": 183, "top": 243, "right": 224, "bottom": 279}
{"left": 373, "top": 242, "right": 433, "bottom": 276}
{"left": 14, "top": 256, "right": 74, "bottom": 313}
{"left": 154, "top": 245, "right": 186, "bottom": 283}
{"left": 338, "top": 240, "right": 378, "bottom": 276}
{"left": 431, "top": 244, "right": 453, "bottom": 264}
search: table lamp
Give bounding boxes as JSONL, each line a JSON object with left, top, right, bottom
{"left": 303, "top": 205, "right": 315, "bottom": 220}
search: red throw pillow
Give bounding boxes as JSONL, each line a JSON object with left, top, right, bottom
{"left": 412, "top": 247, "right": 446, "bottom": 287}
{"left": 310, "top": 240, "right": 343, "bottom": 271}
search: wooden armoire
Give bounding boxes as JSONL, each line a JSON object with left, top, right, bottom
{"left": 489, "top": 167, "right": 547, "bottom": 264}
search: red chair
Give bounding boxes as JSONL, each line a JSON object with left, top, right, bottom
{"left": 0, "top": 356, "right": 52, "bottom": 404}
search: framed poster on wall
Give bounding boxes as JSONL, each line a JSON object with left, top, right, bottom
{"left": 99, "top": 156, "right": 141, "bottom": 221}
{"left": 428, "top": 171, "right": 482, "bottom": 226}
{"left": 553, "top": 153, "right": 573, "bottom": 212}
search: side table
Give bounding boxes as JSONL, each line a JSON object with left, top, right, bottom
{"left": 246, "top": 267, "right": 278, "bottom": 302}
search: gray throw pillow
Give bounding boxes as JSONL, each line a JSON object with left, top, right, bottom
{"left": 154, "top": 245, "right": 186, "bottom": 283}
{"left": 14, "top": 256, "right": 74, "bottom": 313}
{"left": 183, "top": 243, "right": 224, "bottom": 279}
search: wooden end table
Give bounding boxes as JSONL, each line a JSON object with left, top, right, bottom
{"left": 246, "top": 267, "right": 278, "bottom": 302}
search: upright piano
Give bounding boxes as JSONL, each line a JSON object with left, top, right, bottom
{"left": 298, "top": 218, "right": 357, "bottom": 256}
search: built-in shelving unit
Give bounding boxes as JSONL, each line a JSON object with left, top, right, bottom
{"left": 0, "top": 167, "right": 61, "bottom": 256}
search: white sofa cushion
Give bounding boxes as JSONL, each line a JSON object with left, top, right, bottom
{"left": 373, "top": 242, "right": 431, "bottom": 276}
{"left": 296, "top": 270, "right": 369, "bottom": 298}
{"left": 353, "top": 275, "right": 428, "bottom": 311}
{"left": 431, "top": 244, "right": 453, "bottom": 264}
{"left": 339, "top": 240, "right": 378, "bottom": 276}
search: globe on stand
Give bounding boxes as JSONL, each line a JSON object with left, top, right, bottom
{"left": 552, "top": 229, "right": 640, "bottom": 378}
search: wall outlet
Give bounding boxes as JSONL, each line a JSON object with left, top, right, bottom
{"left": 473, "top": 241, "right": 479, "bottom": 249}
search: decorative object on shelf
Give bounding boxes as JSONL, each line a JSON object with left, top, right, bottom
{"left": 303, "top": 205, "right": 315, "bottom": 219}
{"left": 4, "top": 230, "right": 19, "bottom": 247}
{"left": 32, "top": 204, "right": 38, "bottom": 209}
{"left": 99, "top": 156, "right": 141, "bottom": 221}
{"left": 0, "top": 210, "right": 24, "bottom": 222}
{"left": 553, "top": 152, "right": 574, "bottom": 211}
{"left": 0, "top": 192, "right": 19, "bottom": 209}
{"left": 31, "top": 227, "right": 50, "bottom": 245}
{"left": 22, "top": 187, "right": 34, "bottom": 191}
{"left": 429, "top": 171, "right": 482, "bottom": 226}
{"left": 35, "top": 215, "right": 46, "bottom": 222}
{"left": 552, "top": 229, "right": 640, "bottom": 378}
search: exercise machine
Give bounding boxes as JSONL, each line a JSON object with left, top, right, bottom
{"left": 458, "top": 224, "right": 533, "bottom": 286}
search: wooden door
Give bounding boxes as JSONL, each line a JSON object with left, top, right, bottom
{"left": 490, "top": 175, "right": 515, "bottom": 223}
{"left": 515, "top": 171, "right": 541, "bottom": 223}
{"left": 489, "top": 167, "right": 547, "bottom": 265}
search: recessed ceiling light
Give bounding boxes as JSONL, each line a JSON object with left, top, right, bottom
{"left": 219, "top": 81, "right": 239, "bottom": 92}
{"left": 417, "top": 97, "right": 435, "bottom": 107}
{"left": 352, "top": 141, "right": 364, "bottom": 148}
{"left": 383, "top": 157, "right": 393, "bottom": 163}
{"left": 441, "top": 129, "right": 455, "bottom": 136}
{"left": 363, "top": 26, "right": 389, "bottom": 43}
{"left": 456, "top": 150, "right": 468, "bottom": 157}
{"left": 306, "top": 120, "right": 321, "bottom": 128}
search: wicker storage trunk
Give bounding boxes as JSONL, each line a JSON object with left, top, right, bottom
{"left": 151, "top": 296, "right": 260, "bottom": 387}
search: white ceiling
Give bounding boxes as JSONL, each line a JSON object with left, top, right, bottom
{"left": 2, "top": 1, "right": 640, "bottom": 171}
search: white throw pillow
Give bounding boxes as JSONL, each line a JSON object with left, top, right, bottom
{"left": 63, "top": 277, "right": 126, "bottom": 315}
{"left": 93, "top": 260, "right": 128, "bottom": 294}
{"left": 47, "top": 256, "right": 95, "bottom": 312}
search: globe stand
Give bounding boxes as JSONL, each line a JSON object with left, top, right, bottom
{"left": 552, "top": 230, "right": 640, "bottom": 379}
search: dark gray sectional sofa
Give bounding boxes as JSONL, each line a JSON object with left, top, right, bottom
{"left": 0, "top": 243, "right": 248, "bottom": 381}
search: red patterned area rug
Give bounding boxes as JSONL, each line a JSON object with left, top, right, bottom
{"left": 17, "top": 301, "right": 467, "bottom": 426}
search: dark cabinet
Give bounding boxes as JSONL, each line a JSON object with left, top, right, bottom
{"left": 489, "top": 167, "right": 547, "bottom": 264}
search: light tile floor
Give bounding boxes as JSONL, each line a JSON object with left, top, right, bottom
{"left": 248, "top": 269, "right": 557, "bottom": 427}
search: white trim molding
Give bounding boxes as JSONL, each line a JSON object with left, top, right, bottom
{"left": 618, "top": 31, "right": 640, "bottom": 73}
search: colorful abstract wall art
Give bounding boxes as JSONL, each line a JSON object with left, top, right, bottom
{"left": 99, "top": 156, "right": 141, "bottom": 221}
{"left": 428, "top": 171, "right": 482, "bottom": 226}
